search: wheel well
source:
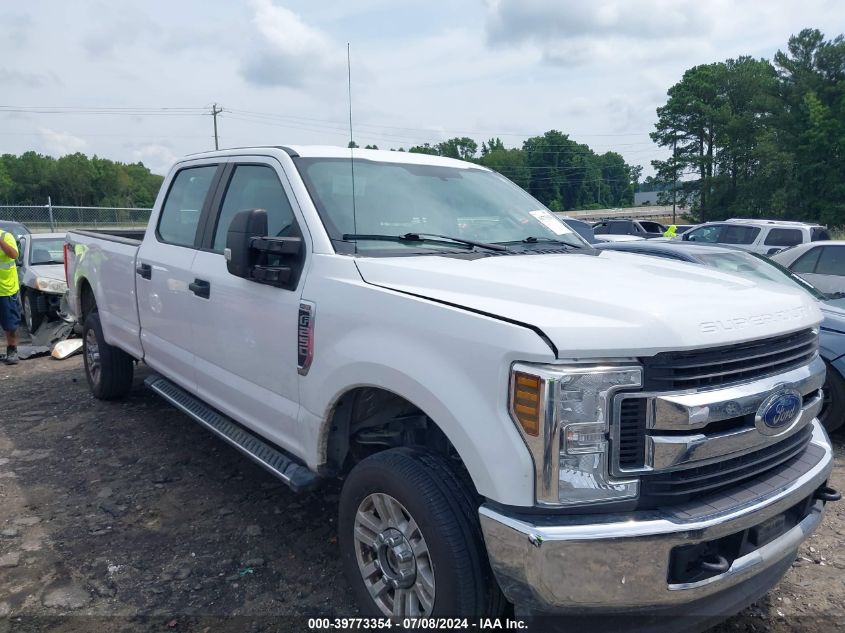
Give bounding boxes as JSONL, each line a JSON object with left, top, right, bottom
{"left": 79, "top": 279, "right": 96, "bottom": 323}
{"left": 322, "top": 387, "right": 468, "bottom": 482}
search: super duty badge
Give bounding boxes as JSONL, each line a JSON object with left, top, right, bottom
{"left": 298, "top": 301, "right": 315, "bottom": 375}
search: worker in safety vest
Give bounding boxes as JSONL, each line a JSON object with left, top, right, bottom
{"left": 663, "top": 224, "right": 678, "bottom": 238}
{"left": 0, "top": 229, "right": 20, "bottom": 365}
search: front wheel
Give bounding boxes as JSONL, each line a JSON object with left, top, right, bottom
{"left": 820, "top": 363, "right": 845, "bottom": 433}
{"left": 22, "top": 291, "right": 44, "bottom": 333}
{"left": 339, "top": 448, "right": 505, "bottom": 618}
{"left": 83, "top": 311, "right": 134, "bottom": 400}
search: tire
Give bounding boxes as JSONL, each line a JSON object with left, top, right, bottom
{"left": 339, "top": 447, "right": 506, "bottom": 618}
{"left": 83, "top": 311, "right": 134, "bottom": 400}
{"left": 820, "top": 362, "right": 845, "bottom": 433}
{"left": 22, "top": 290, "right": 44, "bottom": 333}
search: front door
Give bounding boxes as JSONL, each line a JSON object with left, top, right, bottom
{"left": 136, "top": 163, "right": 221, "bottom": 391}
{"left": 189, "top": 159, "right": 308, "bottom": 456}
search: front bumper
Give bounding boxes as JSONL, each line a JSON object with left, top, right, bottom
{"left": 480, "top": 420, "right": 834, "bottom": 613}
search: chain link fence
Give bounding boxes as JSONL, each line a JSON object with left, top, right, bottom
{"left": 0, "top": 202, "right": 152, "bottom": 233}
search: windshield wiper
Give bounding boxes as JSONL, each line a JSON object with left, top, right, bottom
{"left": 500, "top": 236, "right": 584, "bottom": 249}
{"left": 342, "top": 232, "right": 509, "bottom": 252}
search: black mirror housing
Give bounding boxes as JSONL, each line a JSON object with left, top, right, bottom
{"left": 226, "top": 208, "right": 304, "bottom": 289}
{"left": 226, "top": 209, "right": 268, "bottom": 278}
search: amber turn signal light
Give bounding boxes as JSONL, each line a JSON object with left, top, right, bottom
{"left": 512, "top": 371, "right": 542, "bottom": 436}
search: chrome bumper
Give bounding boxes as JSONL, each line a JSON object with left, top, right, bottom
{"left": 480, "top": 420, "right": 833, "bottom": 612}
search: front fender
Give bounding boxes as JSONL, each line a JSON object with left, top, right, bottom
{"left": 298, "top": 257, "right": 556, "bottom": 507}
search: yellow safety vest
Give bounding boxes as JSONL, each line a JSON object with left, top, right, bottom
{"left": 0, "top": 231, "right": 20, "bottom": 296}
{"left": 663, "top": 225, "right": 678, "bottom": 238}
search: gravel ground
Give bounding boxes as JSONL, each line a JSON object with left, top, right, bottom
{"left": 0, "top": 354, "right": 843, "bottom": 633}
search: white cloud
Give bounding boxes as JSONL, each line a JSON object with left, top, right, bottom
{"left": 130, "top": 144, "right": 178, "bottom": 175}
{"left": 240, "top": 0, "right": 345, "bottom": 88}
{"left": 38, "top": 128, "right": 88, "bottom": 156}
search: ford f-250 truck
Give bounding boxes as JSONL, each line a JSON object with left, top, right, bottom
{"left": 65, "top": 146, "right": 839, "bottom": 627}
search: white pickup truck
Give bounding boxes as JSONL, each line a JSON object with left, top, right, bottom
{"left": 65, "top": 146, "right": 839, "bottom": 626}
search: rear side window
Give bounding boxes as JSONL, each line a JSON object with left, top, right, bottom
{"left": 791, "top": 247, "right": 821, "bottom": 273}
{"left": 811, "top": 227, "right": 831, "bottom": 241}
{"left": 213, "top": 165, "right": 298, "bottom": 253}
{"left": 608, "top": 220, "right": 630, "bottom": 234}
{"left": 764, "top": 228, "right": 802, "bottom": 247}
{"left": 815, "top": 246, "right": 845, "bottom": 276}
{"left": 593, "top": 222, "right": 609, "bottom": 235}
{"left": 157, "top": 166, "right": 217, "bottom": 247}
{"left": 721, "top": 225, "right": 760, "bottom": 245}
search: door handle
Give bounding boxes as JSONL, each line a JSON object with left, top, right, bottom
{"left": 136, "top": 263, "right": 152, "bottom": 279}
{"left": 189, "top": 278, "right": 211, "bottom": 299}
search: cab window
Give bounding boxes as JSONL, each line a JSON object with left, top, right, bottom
{"left": 157, "top": 166, "right": 218, "bottom": 247}
{"left": 213, "top": 165, "right": 299, "bottom": 253}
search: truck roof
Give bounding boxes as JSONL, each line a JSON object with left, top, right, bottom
{"left": 184, "top": 145, "right": 486, "bottom": 170}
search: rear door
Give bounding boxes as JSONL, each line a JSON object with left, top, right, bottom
{"left": 136, "top": 162, "right": 223, "bottom": 391}
{"left": 188, "top": 158, "right": 309, "bottom": 455}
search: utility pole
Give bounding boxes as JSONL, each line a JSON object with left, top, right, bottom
{"left": 672, "top": 134, "right": 677, "bottom": 224}
{"left": 211, "top": 103, "right": 222, "bottom": 150}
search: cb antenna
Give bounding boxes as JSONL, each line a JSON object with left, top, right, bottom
{"left": 347, "top": 42, "right": 358, "bottom": 253}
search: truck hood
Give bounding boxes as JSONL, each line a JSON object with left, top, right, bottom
{"left": 355, "top": 251, "right": 822, "bottom": 358}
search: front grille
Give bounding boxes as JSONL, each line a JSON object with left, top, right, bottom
{"left": 641, "top": 328, "right": 817, "bottom": 391}
{"left": 638, "top": 425, "right": 813, "bottom": 507}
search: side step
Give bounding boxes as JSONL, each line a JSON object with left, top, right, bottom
{"left": 145, "top": 375, "right": 319, "bottom": 493}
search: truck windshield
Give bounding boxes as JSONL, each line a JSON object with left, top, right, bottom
{"left": 293, "top": 157, "right": 589, "bottom": 255}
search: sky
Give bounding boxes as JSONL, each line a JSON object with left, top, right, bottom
{"left": 1, "top": 0, "right": 843, "bottom": 176}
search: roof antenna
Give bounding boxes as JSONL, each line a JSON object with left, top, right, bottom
{"left": 347, "top": 42, "right": 358, "bottom": 254}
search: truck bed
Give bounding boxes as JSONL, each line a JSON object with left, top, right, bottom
{"left": 71, "top": 228, "right": 146, "bottom": 244}
{"left": 65, "top": 229, "right": 144, "bottom": 359}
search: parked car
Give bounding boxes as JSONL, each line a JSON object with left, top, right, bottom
{"left": 682, "top": 219, "right": 830, "bottom": 254}
{"left": 596, "top": 239, "right": 845, "bottom": 432}
{"left": 553, "top": 216, "right": 596, "bottom": 243}
{"left": 16, "top": 232, "right": 70, "bottom": 332}
{"left": 66, "top": 146, "right": 836, "bottom": 621}
{"left": 554, "top": 216, "right": 645, "bottom": 244}
{"left": 592, "top": 218, "right": 667, "bottom": 238}
{"left": 0, "top": 220, "right": 31, "bottom": 242}
{"left": 772, "top": 241, "right": 845, "bottom": 295}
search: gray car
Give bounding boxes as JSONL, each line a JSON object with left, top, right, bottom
{"left": 596, "top": 239, "right": 845, "bottom": 432}
{"left": 771, "top": 240, "right": 845, "bottom": 295}
{"left": 15, "top": 232, "right": 70, "bottom": 332}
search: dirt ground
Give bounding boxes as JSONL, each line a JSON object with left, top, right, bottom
{"left": 0, "top": 354, "right": 843, "bottom": 633}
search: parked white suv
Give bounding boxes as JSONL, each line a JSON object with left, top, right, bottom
{"left": 65, "top": 147, "right": 837, "bottom": 623}
{"left": 682, "top": 219, "right": 830, "bottom": 255}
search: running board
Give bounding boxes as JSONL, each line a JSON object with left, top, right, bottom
{"left": 144, "top": 375, "right": 319, "bottom": 493}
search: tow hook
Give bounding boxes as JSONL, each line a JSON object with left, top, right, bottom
{"left": 814, "top": 485, "right": 841, "bottom": 503}
{"left": 700, "top": 554, "right": 730, "bottom": 574}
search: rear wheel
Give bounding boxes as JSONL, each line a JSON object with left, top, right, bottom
{"left": 83, "top": 311, "right": 134, "bottom": 400}
{"left": 820, "top": 363, "right": 845, "bottom": 433}
{"left": 339, "top": 448, "right": 505, "bottom": 618}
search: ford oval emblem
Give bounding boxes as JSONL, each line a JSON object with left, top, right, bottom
{"left": 755, "top": 389, "right": 802, "bottom": 436}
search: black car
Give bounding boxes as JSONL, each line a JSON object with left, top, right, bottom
{"left": 592, "top": 219, "right": 667, "bottom": 239}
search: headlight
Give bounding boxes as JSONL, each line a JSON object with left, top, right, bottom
{"left": 510, "top": 363, "right": 642, "bottom": 506}
{"left": 35, "top": 277, "right": 68, "bottom": 294}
